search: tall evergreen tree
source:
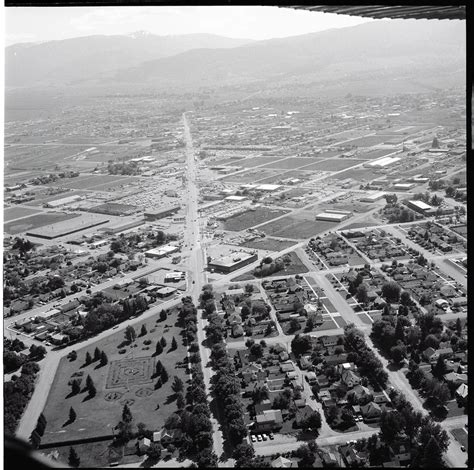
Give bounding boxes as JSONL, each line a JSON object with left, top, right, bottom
{"left": 171, "top": 337, "right": 178, "bottom": 350}
{"left": 85, "top": 351, "right": 92, "bottom": 365}
{"left": 93, "top": 347, "right": 101, "bottom": 362}
{"left": 140, "top": 324, "right": 147, "bottom": 337}
{"left": 68, "top": 447, "right": 80, "bottom": 467}
{"left": 122, "top": 404, "right": 133, "bottom": 423}
{"left": 160, "top": 337, "right": 167, "bottom": 347}
{"left": 161, "top": 368, "right": 169, "bottom": 383}
{"left": 422, "top": 436, "right": 444, "bottom": 468}
{"left": 155, "top": 342, "right": 163, "bottom": 355}
{"left": 100, "top": 351, "right": 108, "bottom": 366}
{"left": 69, "top": 407, "right": 77, "bottom": 423}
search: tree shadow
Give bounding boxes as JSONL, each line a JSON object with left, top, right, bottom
{"left": 82, "top": 393, "right": 94, "bottom": 402}
{"left": 62, "top": 419, "right": 74, "bottom": 428}
{"left": 164, "top": 393, "right": 177, "bottom": 405}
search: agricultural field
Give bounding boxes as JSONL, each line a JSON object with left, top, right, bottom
{"left": 47, "top": 175, "right": 138, "bottom": 191}
{"left": 298, "top": 158, "right": 366, "bottom": 172}
{"left": 234, "top": 156, "right": 287, "bottom": 168}
{"left": 259, "top": 213, "right": 340, "bottom": 239}
{"left": 3, "top": 206, "right": 43, "bottom": 222}
{"left": 260, "top": 157, "right": 324, "bottom": 170}
{"left": 4, "top": 211, "right": 80, "bottom": 235}
{"left": 331, "top": 167, "right": 382, "bottom": 182}
{"left": 255, "top": 170, "right": 311, "bottom": 185}
{"left": 40, "top": 308, "right": 189, "bottom": 445}
{"left": 222, "top": 207, "right": 289, "bottom": 231}
{"left": 341, "top": 135, "right": 394, "bottom": 147}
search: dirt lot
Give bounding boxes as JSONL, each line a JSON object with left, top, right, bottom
{"left": 41, "top": 308, "right": 189, "bottom": 445}
{"left": 223, "top": 207, "right": 289, "bottom": 231}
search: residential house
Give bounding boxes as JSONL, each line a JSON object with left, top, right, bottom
{"left": 443, "top": 372, "right": 467, "bottom": 386}
{"left": 270, "top": 456, "right": 298, "bottom": 468}
{"left": 341, "top": 370, "right": 361, "bottom": 388}
{"left": 388, "top": 441, "right": 411, "bottom": 466}
{"left": 455, "top": 383, "right": 468, "bottom": 404}
{"left": 136, "top": 437, "right": 151, "bottom": 454}
{"left": 360, "top": 402, "right": 382, "bottom": 423}
{"left": 339, "top": 444, "right": 368, "bottom": 467}
{"left": 254, "top": 409, "right": 283, "bottom": 432}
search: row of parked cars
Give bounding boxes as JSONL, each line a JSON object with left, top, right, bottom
{"left": 251, "top": 433, "right": 274, "bottom": 443}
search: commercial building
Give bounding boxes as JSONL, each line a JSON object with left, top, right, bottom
{"left": 360, "top": 192, "right": 386, "bottom": 203}
{"left": 405, "top": 200, "right": 435, "bottom": 215}
{"left": 208, "top": 252, "right": 258, "bottom": 274}
{"left": 144, "top": 245, "right": 179, "bottom": 259}
{"left": 256, "top": 184, "right": 281, "bottom": 192}
{"left": 156, "top": 287, "right": 177, "bottom": 298}
{"left": 365, "top": 156, "right": 401, "bottom": 168}
{"left": 392, "top": 183, "right": 415, "bottom": 191}
{"left": 225, "top": 195, "right": 247, "bottom": 202}
{"left": 164, "top": 272, "right": 186, "bottom": 283}
{"left": 45, "top": 195, "right": 83, "bottom": 208}
{"left": 144, "top": 205, "right": 181, "bottom": 221}
{"left": 315, "top": 211, "right": 352, "bottom": 222}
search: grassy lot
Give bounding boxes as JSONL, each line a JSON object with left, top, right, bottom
{"left": 341, "top": 135, "right": 393, "bottom": 147}
{"left": 45, "top": 439, "right": 115, "bottom": 468}
{"left": 357, "top": 313, "right": 373, "bottom": 325}
{"left": 239, "top": 237, "right": 297, "bottom": 252}
{"left": 4, "top": 212, "right": 80, "bottom": 235}
{"left": 236, "top": 156, "right": 288, "bottom": 168}
{"left": 41, "top": 308, "right": 189, "bottom": 445}
{"left": 259, "top": 215, "right": 338, "bottom": 239}
{"left": 254, "top": 170, "right": 311, "bottom": 185}
{"left": 223, "top": 208, "right": 290, "bottom": 231}
{"left": 340, "top": 219, "right": 382, "bottom": 230}
{"left": 331, "top": 168, "right": 382, "bottom": 182}
{"left": 260, "top": 157, "right": 325, "bottom": 170}
{"left": 299, "top": 158, "right": 366, "bottom": 172}
{"left": 451, "top": 225, "right": 467, "bottom": 238}
{"left": 3, "top": 206, "right": 43, "bottom": 222}
{"left": 333, "top": 316, "right": 347, "bottom": 328}
{"left": 221, "top": 168, "right": 277, "bottom": 183}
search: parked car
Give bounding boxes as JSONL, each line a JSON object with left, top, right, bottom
{"left": 461, "top": 446, "right": 466, "bottom": 452}
{"left": 251, "top": 435, "right": 257, "bottom": 443}
{"left": 269, "top": 433, "right": 274, "bottom": 440}
{"left": 257, "top": 435, "right": 262, "bottom": 442}
{"left": 262, "top": 434, "right": 268, "bottom": 441}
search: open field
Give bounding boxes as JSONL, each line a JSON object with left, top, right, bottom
{"left": 260, "top": 157, "right": 326, "bottom": 170}
{"left": 259, "top": 214, "right": 339, "bottom": 239}
{"left": 341, "top": 135, "right": 394, "bottom": 147}
{"left": 255, "top": 170, "right": 311, "bottom": 185}
{"left": 234, "top": 156, "right": 287, "bottom": 168}
{"left": 450, "top": 225, "right": 467, "bottom": 238}
{"left": 222, "top": 207, "right": 290, "bottom": 231}
{"left": 47, "top": 175, "right": 137, "bottom": 191}
{"left": 3, "top": 206, "right": 43, "bottom": 222}
{"left": 4, "top": 212, "right": 80, "bottom": 235}
{"left": 220, "top": 168, "right": 277, "bottom": 183}
{"left": 41, "top": 308, "right": 189, "bottom": 445}
{"left": 358, "top": 148, "right": 398, "bottom": 160}
{"left": 298, "top": 158, "right": 366, "bottom": 172}
{"left": 43, "top": 439, "right": 114, "bottom": 468}
{"left": 28, "top": 190, "right": 91, "bottom": 207}
{"left": 239, "top": 237, "right": 297, "bottom": 252}
{"left": 331, "top": 167, "right": 382, "bottom": 181}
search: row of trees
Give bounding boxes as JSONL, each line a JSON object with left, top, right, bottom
{"left": 4, "top": 344, "right": 46, "bottom": 374}
{"left": 204, "top": 287, "right": 248, "bottom": 447}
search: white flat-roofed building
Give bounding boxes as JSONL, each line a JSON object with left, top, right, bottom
{"left": 360, "top": 192, "right": 386, "bottom": 202}
{"left": 164, "top": 271, "right": 185, "bottom": 282}
{"left": 225, "top": 195, "right": 247, "bottom": 201}
{"left": 393, "top": 183, "right": 415, "bottom": 190}
{"left": 208, "top": 251, "right": 258, "bottom": 274}
{"left": 40, "top": 308, "right": 61, "bottom": 319}
{"left": 315, "top": 212, "right": 351, "bottom": 222}
{"left": 144, "top": 245, "right": 179, "bottom": 259}
{"left": 256, "top": 184, "right": 281, "bottom": 192}
{"left": 365, "top": 156, "right": 401, "bottom": 168}
{"left": 45, "top": 195, "right": 83, "bottom": 208}
{"left": 406, "top": 200, "right": 434, "bottom": 214}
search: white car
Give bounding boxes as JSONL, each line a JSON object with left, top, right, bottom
{"left": 257, "top": 435, "right": 262, "bottom": 442}
{"left": 251, "top": 435, "right": 257, "bottom": 443}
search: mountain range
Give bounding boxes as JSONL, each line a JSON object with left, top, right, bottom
{"left": 5, "top": 20, "right": 465, "bottom": 90}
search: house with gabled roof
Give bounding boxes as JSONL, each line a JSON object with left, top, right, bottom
{"left": 341, "top": 369, "right": 361, "bottom": 388}
{"left": 360, "top": 402, "right": 382, "bottom": 423}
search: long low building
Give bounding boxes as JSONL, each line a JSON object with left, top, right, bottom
{"left": 315, "top": 212, "right": 352, "bottom": 222}
{"left": 360, "top": 192, "right": 386, "bottom": 203}
{"left": 144, "top": 205, "right": 181, "bottom": 221}
{"left": 208, "top": 252, "right": 258, "bottom": 274}
{"left": 365, "top": 156, "right": 401, "bottom": 168}
{"left": 405, "top": 200, "right": 436, "bottom": 215}
{"left": 145, "top": 245, "right": 180, "bottom": 259}
{"left": 45, "top": 195, "right": 83, "bottom": 208}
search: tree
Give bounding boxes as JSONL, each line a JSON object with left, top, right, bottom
{"left": 356, "top": 283, "right": 369, "bottom": 304}
{"left": 140, "top": 324, "right": 147, "bottom": 337}
{"left": 122, "top": 404, "right": 133, "bottom": 423}
{"left": 171, "top": 376, "right": 184, "bottom": 393}
{"left": 160, "top": 336, "right": 167, "bottom": 347}
{"left": 196, "top": 449, "right": 218, "bottom": 468}
{"left": 100, "top": 351, "right": 108, "bottom": 366}
{"left": 155, "top": 342, "right": 163, "bottom": 355}
{"left": 233, "top": 443, "right": 255, "bottom": 468}
{"left": 68, "top": 447, "right": 80, "bottom": 468}
{"left": 381, "top": 281, "right": 401, "bottom": 303}
{"left": 85, "top": 374, "right": 93, "bottom": 390}
{"left": 125, "top": 325, "right": 136, "bottom": 343}
{"left": 250, "top": 343, "right": 263, "bottom": 358}
{"left": 155, "top": 360, "right": 163, "bottom": 375}
{"left": 291, "top": 334, "right": 312, "bottom": 357}
{"left": 176, "top": 392, "right": 185, "bottom": 410}
{"left": 296, "top": 442, "right": 317, "bottom": 467}
{"left": 379, "top": 410, "right": 405, "bottom": 444}
{"left": 160, "top": 310, "right": 167, "bottom": 321}
{"left": 390, "top": 344, "right": 407, "bottom": 364}
{"left": 69, "top": 407, "right": 77, "bottom": 423}
{"left": 146, "top": 442, "right": 163, "bottom": 460}
{"left": 161, "top": 368, "right": 169, "bottom": 383}
{"left": 422, "top": 436, "right": 444, "bottom": 468}
{"left": 71, "top": 379, "right": 81, "bottom": 395}
{"left": 4, "top": 351, "right": 24, "bottom": 373}
{"left": 171, "top": 337, "right": 178, "bottom": 350}
{"left": 432, "top": 356, "right": 448, "bottom": 379}
{"left": 92, "top": 347, "right": 101, "bottom": 362}
{"left": 88, "top": 381, "right": 97, "bottom": 398}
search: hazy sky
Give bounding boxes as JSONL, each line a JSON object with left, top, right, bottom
{"left": 5, "top": 6, "right": 373, "bottom": 45}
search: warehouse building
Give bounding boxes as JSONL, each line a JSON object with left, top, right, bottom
{"left": 144, "top": 205, "right": 181, "bottom": 221}
{"left": 208, "top": 252, "right": 258, "bottom": 274}
{"left": 315, "top": 212, "right": 352, "bottom": 222}
{"left": 393, "top": 183, "right": 415, "bottom": 191}
{"left": 405, "top": 200, "right": 436, "bottom": 215}
{"left": 45, "top": 195, "right": 83, "bottom": 208}
{"left": 360, "top": 192, "right": 386, "bottom": 203}
{"left": 365, "top": 156, "right": 401, "bottom": 168}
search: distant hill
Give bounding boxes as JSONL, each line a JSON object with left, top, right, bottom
{"left": 5, "top": 32, "right": 254, "bottom": 87}
{"left": 112, "top": 20, "right": 465, "bottom": 88}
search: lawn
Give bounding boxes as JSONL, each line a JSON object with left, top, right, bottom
{"left": 450, "top": 225, "right": 467, "bottom": 238}
{"left": 45, "top": 439, "right": 115, "bottom": 468}
{"left": 333, "top": 316, "right": 347, "bottom": 328}
{"left": 223, "top": 208, "right": 289, "bottom": 231}
{"left": 239, "top": 237, "right": 297, "bottom": 252}
{"left": 451, "top": 428, "right": 468, "bottom": 449}
{"left": 40, "top": 308, "right": 189, "bottom": 445}
{"left": 259, "top": 215, "right": 339, "bottom": 239}
{"left": 357, "top": 313, "right": 373, "bottom": 325}
{"left": 3, "top": 206, "right": 43, "bottom": 222}
{"left": 4, "top": 212, "right": 81, "bottom": 235}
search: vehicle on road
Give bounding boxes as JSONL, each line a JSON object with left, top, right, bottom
{"left": 461, "top": 446, "right": 466, "bottom": 452}
{"left": 113, "top": 325, "right": 119, "bottom": 330}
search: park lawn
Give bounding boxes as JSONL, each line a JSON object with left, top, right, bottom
{"left": 239, "top": 237, "right": 297, "bottom": 252}
{"left": 259, "top": 215, "right": 338, "bottom": 239}
{"left": 47, "top": 439, "right": 115, "bottom": 468}
{"left": 357, "top": 312, "right": 373, "bottom": 325}
{"left": 41, "top": 308, "right": 189, "bottom": 445}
